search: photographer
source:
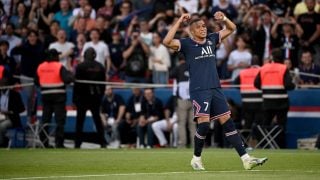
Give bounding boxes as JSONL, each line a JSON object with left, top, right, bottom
{"left": 123, "top": 30, "right": 150, "bottom": 83}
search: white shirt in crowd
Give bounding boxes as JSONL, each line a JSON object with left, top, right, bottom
{"left": 216, "top": 42, "right": 228, "bottom": 60}
{"left": 72, "top": 8, "right": 96, "bottom": 19}
{"left": 227, "top": 49, "right": 252, "bottom": 80}
{"left": 149, "top": 44, "right": 171, "bottom": 72}
{"left": 175, "top": 0, "right": 198, "bottom": 14}
{"left": 140, "top": 32, "right": 153, "bottom": 46}
{"left": 49, "top": 41, "right": 75, "bottom": 68}
{"left": 82, "top": 41, "right": 110, "bottom": 67}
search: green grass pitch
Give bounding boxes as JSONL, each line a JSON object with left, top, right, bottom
{"left": 0, "top": 148, "right": 319, "bottom": 180}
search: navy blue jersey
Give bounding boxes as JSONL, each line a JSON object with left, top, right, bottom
{"left": 179, "top": 32, "right": 221, "bottom": 92}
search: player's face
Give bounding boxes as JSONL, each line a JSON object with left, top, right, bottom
{"left": 190, "top": 20, "right": 207, "bottom": 40}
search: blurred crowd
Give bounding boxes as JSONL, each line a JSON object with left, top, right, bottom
{"left": 0, "top": 0, "right": 319, "bottom": 84}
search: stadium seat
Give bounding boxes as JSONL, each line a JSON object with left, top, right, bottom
{"left": 255, "top": 125, "right": 283, "bottom": 149}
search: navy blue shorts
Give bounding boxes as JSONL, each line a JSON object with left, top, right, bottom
{"left": 190, "top": 88, "right": 231, "bottom": 121}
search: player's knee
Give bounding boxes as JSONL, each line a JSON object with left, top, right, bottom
{"left": 197, "top": 121, "right": 210, "bottom": 135}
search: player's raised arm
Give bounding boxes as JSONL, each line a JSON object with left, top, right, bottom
{"left": 214, "top": 11, "right": 237, "bottom": 41}
{"left": 163, "top": 13, "right": 190, "bottom": 51}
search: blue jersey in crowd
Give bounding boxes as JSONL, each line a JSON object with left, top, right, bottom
{"left": 179, "top": 32, "right": 221, "bottom": 92}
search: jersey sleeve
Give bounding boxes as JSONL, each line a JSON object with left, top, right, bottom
{"left": 207, "top": 32, "right": 221, "bottom": 45}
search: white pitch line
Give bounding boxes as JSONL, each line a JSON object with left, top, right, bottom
{"left": 2, "top": 170, "right": 320, "bottom": 180}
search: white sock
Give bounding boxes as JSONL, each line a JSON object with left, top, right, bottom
{"left": 193, "top": 155, "right": 201, "bottom": 160}
{"left": 240, "top": 154, "right": 250, "bottom": 161}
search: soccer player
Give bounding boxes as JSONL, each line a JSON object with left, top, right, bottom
{"left": 163, "top": 12, "right": 268, "bottom": 170}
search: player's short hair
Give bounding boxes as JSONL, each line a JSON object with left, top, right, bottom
{"left": 189, "top": 18, "right": 202, "bottom": 26}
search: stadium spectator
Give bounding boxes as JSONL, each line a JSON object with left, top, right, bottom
{"left": 95, "top": 16, "right": 112, "bottom": 45}
{"left": 152, "top": 95, "right": 178, "bottom": 147}
{"left": 152, "top": 0, "right": 175, "bottom": 19}
{"left": 49, "top": 29, "right": 75, "bottom": 71}
{"left": 8, "top": 2, "right": 29, "bottom": 36}
{"left": 11, "top": 30, "right": 45, "bottom": 123}
{"left": 100, "top": 86, "right": 126, "bottom": 148}
{"left": 251, "top": 9, "right": 274, "bottom": 64}
{"left": 72, "top": 33, "right": 87, "bottom": 70}
{"left": 69, "top": 17, "right": 87, "bottom": 45}
{"left": 43, "top": 20, "right": 60, "bottom": 48}
{"left": 82, "top": 29, "right": 111, "bottom": 76}
{"left": 227, "top": 35, "right": 252, "bottom": 80}
{"left": 131, "top": 0, "right": 155, "bottom": 20}
{"left": 73, "top": 47, "right": 106, "bottom": 148}
{"left": 0, "top": 40, "right": 17, "bottom": 78}
{"left": 297, "top": 0, "right": 320, "bottom": 64}
{"left": 149, "top": 32, "right": 171, "bottom": 84}
{"left": 0, "top": 68, "right": 25, "bottom": 148}
{"left": 170, "top": 54, "right": 194, "bottom": 148}
{"left": 72, "top": 5, "right": 96, "bottom": 33}
{"left": 254, "top": 48, "right": 296, "bottom": 148}
{"left": 211, "top": 0, "right": 238, "bottom": 21}
{"left": 113, "top": 0, "right": 133, "bottom": 31}
{"left": 0, "top": 1, "right": 8, "bottom": 26}
{"left": 108, "top": 31, "right": 126, "bottom": 81}
{"left": 175, "top": 0, "right": 199, "bottom": 15}
{"left": 53, "top": 0, "right": 73, "bottom": 38}
{"left": 139, "top": 20, "right": 153, "bottom": 46}
{"left": 198, "top": 0, "right": 212, "bottom": 17}
{"left": 148, "top": 13, "right": 167, "bottom": 35}
{"left": 0, "top": 23, "right": 22, "bottom": 55}
{"left": 242, "top": 3, "right": 261, "bottom": 31}
{"left": 97, "top": 0, "right": 114, "bottom": 18}
{"left": 123, "top": 30, "right": 149, "bottom": 83}
{"left": 271, "top": 16, "right": 303, "bottom": 68}
{"left": 298, "top": 49, "right": 320, "bottom": 85}
{"left": 35, "top": 49, "right": 74, "bottom": 148}
{"left": 294, "top": 0, "right": 320, "bottom": 17}
{"left": 28, "top": 0, "right": 54, "bottom": 35}
{"left": 137, "top": 88, "right": 164, "bottom": 148}
{"left": 284, "top": 58, "right": 293, "bottom": 71}
{"left": 119, "top": 87, "right": 143, "bottom": 147}
{"left": 267, "top": 0, "right": 292, "bottom": 17}
{"left": 72, "top": 0, "right": 96, "bottom": 20}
